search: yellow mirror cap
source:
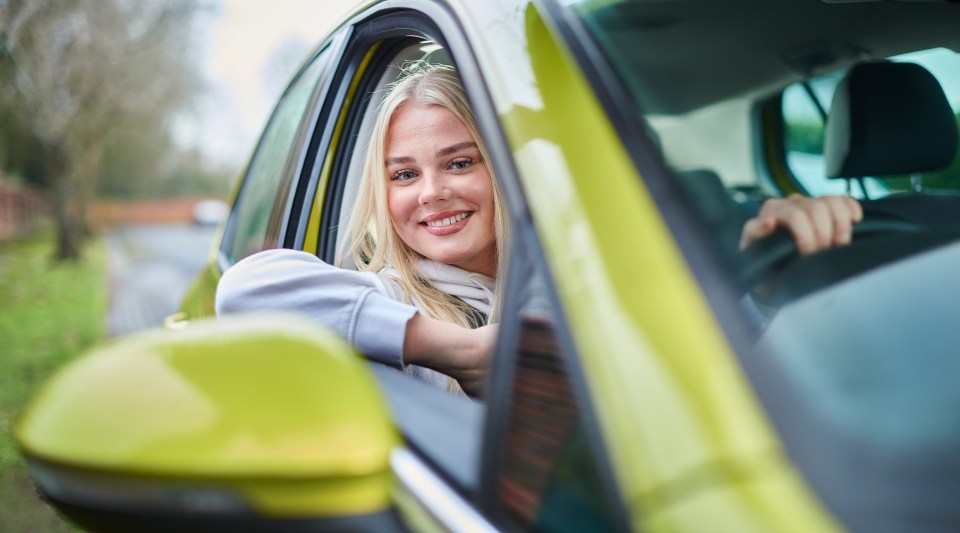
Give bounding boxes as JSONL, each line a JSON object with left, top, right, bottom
{"left": 14, "top": 313, "right": 399, "bottom": 480}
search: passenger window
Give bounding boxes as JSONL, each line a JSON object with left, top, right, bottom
{"left": 782, "top": 48, "right": 960, "bottom": 198}
{"left": 491, "top": 247, "right": 622, "bottom": 532}
{"left": 223, "top": 47, "right": 332, "bottom": 264}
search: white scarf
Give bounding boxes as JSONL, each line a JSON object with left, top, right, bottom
{"left": 416, "top": 259, "right": 496, "bottom": 314}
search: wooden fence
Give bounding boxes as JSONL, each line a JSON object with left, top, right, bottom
{"left": 0, "top": 176, "right": 50, "bottom": 241}
{"left": 1, "top": 174, "right": 223, "bottom": 241}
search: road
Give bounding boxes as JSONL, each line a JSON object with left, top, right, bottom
{"left": 106, "top": 223, "right": 217, "bottom": 336}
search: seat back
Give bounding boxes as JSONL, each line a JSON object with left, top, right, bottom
{"left": 824, "top": 61, "right": 958, "bottom": 180}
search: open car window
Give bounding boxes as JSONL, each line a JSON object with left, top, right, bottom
{"left": 318, "top": 28, "right": 489, "bottom": 504}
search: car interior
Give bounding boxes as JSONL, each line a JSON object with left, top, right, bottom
{"left": 572, "top": 0, "right": 960, "bottom": 312}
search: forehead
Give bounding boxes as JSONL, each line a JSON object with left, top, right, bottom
{"left": 385, "top": 102, "right": 474, "bottom": 152}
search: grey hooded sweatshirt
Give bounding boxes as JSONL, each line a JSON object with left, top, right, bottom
{"left": 215, "top": 248, "right": 495, "bottom": 389}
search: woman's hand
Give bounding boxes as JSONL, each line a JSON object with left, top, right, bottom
{"left": 740, "top": 194, "right": 863, "bottom": 255}
{"left": 402, "top": 314, "right": 498, "bottom": 396}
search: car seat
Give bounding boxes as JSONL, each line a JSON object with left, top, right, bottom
{"left": 824, "top": 61, "right": 958, "bottom": 199}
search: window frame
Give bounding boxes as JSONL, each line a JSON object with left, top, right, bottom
{"left": 298, "top": 0, "right": 511, "bottom": 505}
{"left": 217, "top": 30, "right": 348, "bottom": 271}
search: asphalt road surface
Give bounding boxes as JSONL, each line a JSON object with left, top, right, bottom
{"left": 106, "top": 223, "right": 217, "bottom": 336}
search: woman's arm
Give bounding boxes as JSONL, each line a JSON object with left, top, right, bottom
{"left": 402, "top": 314, "right": 497, "bottom": 396}
{"left": 216, "top": 249, "right": 497, "bottom": 394}
{"left": 740, "top": 194, "right": 863, "bottom": 254}
{"left": 216, "top": 249, "right": 416, "bottom": 368}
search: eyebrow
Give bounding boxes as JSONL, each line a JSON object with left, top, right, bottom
{"left": 385, "top": 156, "right": 413, "bottom": 166}
{"left": 384, "top": 141, "right": 479, "bottom": 167}
{"left": 436, "top": 141, "right": 478, "bottom": 157}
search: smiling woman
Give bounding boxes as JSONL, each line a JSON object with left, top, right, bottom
{"left": 216, "top": 64, "right": 500, "bottom": 396}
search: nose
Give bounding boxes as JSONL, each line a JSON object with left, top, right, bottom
{"left": 418, "top": 171, "right": 448, "bottom": 205}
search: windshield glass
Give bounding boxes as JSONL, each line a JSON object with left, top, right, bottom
{"left": 560, "top": 0, "right": 960, "bottom": 529}
{"left": 562, "top": 0, "right": 960, "bottom": 295}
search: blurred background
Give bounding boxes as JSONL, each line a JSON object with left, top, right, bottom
{"left": 0, "top": 0, "right": 355, "bottom": 529}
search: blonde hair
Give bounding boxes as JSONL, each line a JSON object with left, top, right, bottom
{"left": 341, "top": 62, "right": 510, "bottom": 330}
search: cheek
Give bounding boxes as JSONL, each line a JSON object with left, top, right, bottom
{"left": 474, "top": 179, "right": 496, "bottom": 216}
{"left": 387, "top": 187, "right": 416, "bottom": 229}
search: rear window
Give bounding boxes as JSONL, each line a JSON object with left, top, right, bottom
{"left": 782, "top": 48, "right": 960, "bottom": 198}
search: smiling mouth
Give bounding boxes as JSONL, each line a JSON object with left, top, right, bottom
{"left": 423, "top": 212, "right": 473, "bottom": 228}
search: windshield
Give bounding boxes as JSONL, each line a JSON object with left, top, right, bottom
{"left": 560, "top": 0, "right": 960, "bottom": 530}
{"left": 561, "top": 0, "right": 960, "bottom": 297}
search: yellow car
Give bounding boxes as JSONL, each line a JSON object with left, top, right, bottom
{"left": 15, "top": 0, "right": 960, "bottom": 531}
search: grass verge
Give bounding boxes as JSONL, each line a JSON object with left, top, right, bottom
{"left": 0, "top": 232, "right": 106, "bottom": 531}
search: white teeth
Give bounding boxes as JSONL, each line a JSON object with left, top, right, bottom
{"left": 427, "top": 212, "right": 470, "bottom": 227}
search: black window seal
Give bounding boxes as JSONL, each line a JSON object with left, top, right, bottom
{"left": 314, "top": 31, "right": 423, "bottom": 262}
{"left": 756, "top": 93, "right": 805, "bottom": 197}
{"left": 276, "top": 27, "right": 352, "bottom": 251}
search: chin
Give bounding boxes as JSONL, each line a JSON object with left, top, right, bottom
{"left": 424, "top": 250, "right": 474, "bottom": 266}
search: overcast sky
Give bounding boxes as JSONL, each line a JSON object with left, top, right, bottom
{"left": 176, "top": 0, "right": 359, "bottom": 172}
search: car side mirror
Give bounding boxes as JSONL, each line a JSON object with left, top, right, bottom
{"left": 13, "top": 314, "right": 402, "bottom": 532}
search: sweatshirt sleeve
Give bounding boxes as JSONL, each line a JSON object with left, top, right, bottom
{"left": 215, "top": 249, "right": 417, "bottom": 368}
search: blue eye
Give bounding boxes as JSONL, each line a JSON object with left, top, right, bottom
{"left": 450, "top": 158, "right": 473, "bottom": 170}
{"left": 391, "top": 169, "right": 418, "bottom": 181}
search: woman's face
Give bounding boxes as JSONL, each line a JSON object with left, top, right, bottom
{"left": 385, "top": 102, "right": 497, "bottom": 277}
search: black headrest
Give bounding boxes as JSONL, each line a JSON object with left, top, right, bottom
{"left": 824, "top": 61, "right": 958, "bottom": 179}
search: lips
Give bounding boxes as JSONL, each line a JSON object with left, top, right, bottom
{"left": 421, "top": 211, "right": 473, "bottom": 236}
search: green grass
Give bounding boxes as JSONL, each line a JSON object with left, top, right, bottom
{"left": 0, "top": 232, "right": 106, "bottom": 532}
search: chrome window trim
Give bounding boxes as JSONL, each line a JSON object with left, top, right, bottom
{"left": 391, "top": 448, "right": 499, "bottom": 533}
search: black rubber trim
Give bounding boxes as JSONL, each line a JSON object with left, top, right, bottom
{"left": 757, "top": 93, "right": 805, "bottom": 196}
{"left": 315, "top": 35, "right": 421, "bottom": 263}
{"left": 282, "top": 29, "right": 353, "bottom": 250}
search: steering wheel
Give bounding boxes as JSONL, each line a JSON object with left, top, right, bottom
{"left": 736, "top": 213, "right": 925, "bottom": 289}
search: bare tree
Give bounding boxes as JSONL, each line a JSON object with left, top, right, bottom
{"left": 0, "top": 0, "right": 203, "bottom": 259}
